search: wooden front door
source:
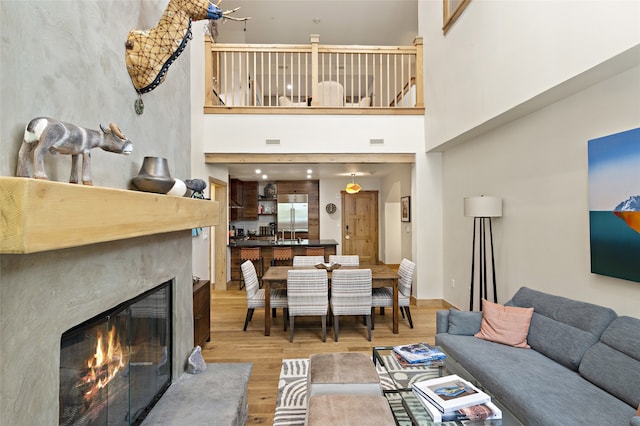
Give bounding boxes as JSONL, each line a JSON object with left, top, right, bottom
{"left": 341, "top": 190, "right": 379, "bottom": 264}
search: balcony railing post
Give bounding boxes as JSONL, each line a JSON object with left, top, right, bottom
{"left": 310, "top": 34, "right": 320, "bottom": 106}
{"left": 414, "top": 36, "right": 424, "bottom": 108}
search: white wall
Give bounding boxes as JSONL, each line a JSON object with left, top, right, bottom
{"left": 421, "top": 0, "right": 640, "bottom": 150}
{"left": 442, "top": 65, "right": 640, "bottom": 317}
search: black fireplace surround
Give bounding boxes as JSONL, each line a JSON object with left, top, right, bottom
{"left": 59, "top": 280, "right": 173, "bottom": 425}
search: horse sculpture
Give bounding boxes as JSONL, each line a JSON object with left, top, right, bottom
{"left": 125, "top": 0, "right": 247, "bottom": 95}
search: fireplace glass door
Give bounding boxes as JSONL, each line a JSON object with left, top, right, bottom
{"left": 60, "top": 281, "right": 172, "bottom": 425}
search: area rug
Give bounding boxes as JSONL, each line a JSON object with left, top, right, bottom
{"left": 273, "top": 355, "right": 442, "bottom": 426}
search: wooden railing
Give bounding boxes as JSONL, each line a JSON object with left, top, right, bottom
{"left": 204, "top": 35, "right": 423, "bottom": 114}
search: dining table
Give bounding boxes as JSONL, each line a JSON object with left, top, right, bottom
{"left": 260, "top": 264, "right": 400, "bottom": 336}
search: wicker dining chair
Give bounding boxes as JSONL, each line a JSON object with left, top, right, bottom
{"left": 329, "top": 269, "right": 372, "bottom": 341}
{"left": 287, "top": 269, "right": 329, "bottom": 342}
{"left": 292, "top": 255, "right": 325, "bottom": 267}
{"left": 241, "top": 260, "right": 288, "bottom": 331}
{"left": 371, "top": 258, "right": 416, "bottom": 329}
{"left": 328, "top": 255, "right": 360, "bottom": 266}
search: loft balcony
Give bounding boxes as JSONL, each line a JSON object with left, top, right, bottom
{"left": 203, "top": 35, "right": 424, "bottom": 115}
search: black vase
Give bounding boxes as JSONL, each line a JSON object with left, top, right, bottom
{"left": 132, "top": 157, "right": 175, "bottom": 194}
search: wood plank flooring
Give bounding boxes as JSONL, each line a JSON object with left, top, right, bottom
{"left": 201, "top": 287, "right": 444, "bottom": 425}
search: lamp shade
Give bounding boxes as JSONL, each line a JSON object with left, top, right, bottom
{"left": 345, "top": 173, "right": 361, "bottom": 194}
{"left": 464, "top": 195, "right": 502, "bottom": 218}
{"left": 345, "top": 182, "right": 361, "bottom": 194}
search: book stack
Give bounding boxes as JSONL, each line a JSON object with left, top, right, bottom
{"left": 392, "top": 342, "right": 447, "bottom": 367}
{"left": 411, "top": 374, "right": 502, "bottom": 422}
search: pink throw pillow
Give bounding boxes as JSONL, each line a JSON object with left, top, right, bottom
{"left": 474, "top": 299, "right": 534, "bottom": 348}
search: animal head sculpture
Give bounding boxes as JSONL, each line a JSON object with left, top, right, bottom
{"left": 125, "top": 0, "right": 247, "bottom": 95}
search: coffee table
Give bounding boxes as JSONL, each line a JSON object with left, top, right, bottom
{"left": 373, "top": 346, "right": 517, "bottom": 425}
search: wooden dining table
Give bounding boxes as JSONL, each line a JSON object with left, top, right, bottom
{"left": 260, "top": 264, "right": 400, "bottom": 336}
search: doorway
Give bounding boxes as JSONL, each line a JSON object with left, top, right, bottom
{"left": 209, "top": 177, "right": 228, "bottom": 290}
{"left": 341, "top": 190, "right": 379, "bottom": 264}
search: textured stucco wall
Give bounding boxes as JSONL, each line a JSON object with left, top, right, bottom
{"left": 0, "top": 1, "right": 195, "bottom": 424}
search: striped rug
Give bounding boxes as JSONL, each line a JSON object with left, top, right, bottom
{"left": 273, "top": 355, "right": 441, "bottom": 426}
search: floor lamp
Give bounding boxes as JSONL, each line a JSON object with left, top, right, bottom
{"left": 464, "top": 195, "right": 502, "bottom": 311}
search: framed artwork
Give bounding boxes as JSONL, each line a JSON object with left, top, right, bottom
{"left": 401, "top": 196, "right": 411, "bottom": 222}
{"left": 443, "top": 0, "right": 471, "bottom": 34}
{"left": 588, "top": 127, "right": 640, "bottom": 283}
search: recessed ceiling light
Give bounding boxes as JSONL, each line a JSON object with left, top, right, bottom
{"left": 307, "top": 174, "right": 312, "bottom": 179}
{"left": 286, "top": 83, "right": 292, "bottom": 90}
{"left": 307, "top": 169, "right": 313, "bottom": 174}
{"left": 262, "top": 174, "right": 268, "bottom": 180}
{"left": 255, "top": 169, "right": 261, "bottom": 174}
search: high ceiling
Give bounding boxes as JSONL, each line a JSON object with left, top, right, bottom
{"left": 215, "top": 0, "right": 419, "bottom": 46}
{"left": 213, "top": 0, "right": 419, "bottom": 181}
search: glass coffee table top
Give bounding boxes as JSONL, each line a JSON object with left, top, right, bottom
{"left": 372, "top": 346, "right": 504, "bottom": 426}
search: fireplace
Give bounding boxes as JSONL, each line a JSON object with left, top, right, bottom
{"left": 59, "top": 281, "right": 173, "bottom": 425}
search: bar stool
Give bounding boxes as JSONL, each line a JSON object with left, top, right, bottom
{"left": 240, "top": 247, "right": 262, "bottom": 290}
{"left": 271, "top": 246, "right": 293, "bottom": 266}
{"left": 305, "top": 246, "right": 325, "bottom": 259}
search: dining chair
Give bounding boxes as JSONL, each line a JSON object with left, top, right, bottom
{"left": 371, "top": 258, "right": 416, "bottom": 329}
{"left": 329, "top": 269, "right": 372, "bottom": 341}
{"left": 241, "top": 260, "right": 288, "bottom": 331}
{"left": 287, "top": 269, "right": 329, "bottom": 342}
{"left": 328, "top": 255, "right": 360, "bottom": 266}
{"left": 292, "top": 255, "right": 325, "bottom": 267}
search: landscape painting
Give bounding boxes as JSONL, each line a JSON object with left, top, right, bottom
{"left": 588, "top": 127, "right": 640, "bottom": 282}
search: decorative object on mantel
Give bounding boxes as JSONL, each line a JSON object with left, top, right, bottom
{"left": 185, "top": 178, "right": 207, "bottom": 199}
{"left": 131, "top": 156, "right": 175, "bottom": 194}
{"left": 16, "top": 117, "right": 133, "bottom": 186}
{"left": 124, "top": 0, "right": 249, "bottom": 114}
{"left": 345, "top": 173, "right": 362, "bottom": 194}
{"left": 167, "top": 178, "right": 187, "bottom": 196}
{"left": 464, "top": 195, "right": 503, "bottom": 311}
{"left": 185, "top": 178, "right": 208, "bottom": 236}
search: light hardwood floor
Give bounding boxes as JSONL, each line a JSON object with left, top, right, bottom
{"left": 201, "top": 287, "right": 445, "bottom": 425}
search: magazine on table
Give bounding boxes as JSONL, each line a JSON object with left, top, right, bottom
{"left": 413, "top": 391, "right": 502, "bottom": 422}
{"left": 392, "top": 342, "right": 446, "bottom": 364}
{"left": 393, "top": 352, "right": 444, "bottom": 368}
{"left": 412, "top": 374, "right": 491, "bottom": 413}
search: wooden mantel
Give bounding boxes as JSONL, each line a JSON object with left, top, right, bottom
{"left": 0, "top": 177, "right": 219, "bottom": 254}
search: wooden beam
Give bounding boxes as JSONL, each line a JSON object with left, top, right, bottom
{"left": 1, "top": 177, "right": 219, "bottom": 254}
{"left": 204, "top": 153, "right": 415, "bottom": 164}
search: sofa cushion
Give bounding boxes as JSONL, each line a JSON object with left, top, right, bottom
{"left": 436, "top": 333, "right": 637, "bottom": 425}
{"left": 579, "top": 316, "right": 640, "bottom": 408}
{"left": 506, "top": 287, "right": 617, "bottom": 370}
{"left": 474, "top": 300, "right": 533, "bottom": 348}
{"left": 447, "top": 309, "right": 482, "bottom": 335}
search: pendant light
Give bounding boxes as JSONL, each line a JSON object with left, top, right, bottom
{"left": 345, "top": 173, "right": 362, "bottom": 194}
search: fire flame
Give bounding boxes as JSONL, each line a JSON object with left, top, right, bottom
{"left": 81, "top": 326, "right": 126, "bottom": 401}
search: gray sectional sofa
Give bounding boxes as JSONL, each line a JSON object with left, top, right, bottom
{"left": 435, "top": 287, "right": 640, "bottom": 426}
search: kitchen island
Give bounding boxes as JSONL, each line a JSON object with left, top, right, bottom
{"left": 229, "top": 239, "right": 338, "bottom": 285}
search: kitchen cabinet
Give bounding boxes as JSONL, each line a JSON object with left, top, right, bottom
{"left": 242, "top": 181, "right": 258, "bottom": 219}
{"left": 229, "top": 179, "right": 258, "bottom": 220}
{"left": 193, "top": 279, "right": 211, "bottom": 348}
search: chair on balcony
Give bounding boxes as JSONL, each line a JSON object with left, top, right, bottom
{"left": 287, "top": 269, "right": 329, "bottom": 342}
{"left": 292, "top": 255, "right": 325, "bottom": 267}
{"left": 329, "top": 269, "right": 373, "bottom": 342}
{"left": 315, "top": 81, "right": 344, "bottom": 106}
{"left": 371, "top": 258, "right": 416, "bottom": 329}
{"left": 241, "top": 260, "right": 288, "bottom": 331}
